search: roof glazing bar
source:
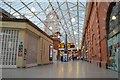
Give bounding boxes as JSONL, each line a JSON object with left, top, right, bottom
{"left": 48, "top": 0, "right": 72, "bottom": 41}
{"left": 20, "top": 0, "right": 54, "bottom": 34}
{"left": 56, "top": 1, "right": 74, "bottom": 43}
{"left": 66, "top": 1, "right": 76, "bottom": 44}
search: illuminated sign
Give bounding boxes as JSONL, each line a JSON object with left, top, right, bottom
{"left": 49, "top": 44, "right": 53, "bottom": 61}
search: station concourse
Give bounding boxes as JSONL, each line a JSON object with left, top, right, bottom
{"left": 0, "top": 0, "right": 120, "bottom": 79}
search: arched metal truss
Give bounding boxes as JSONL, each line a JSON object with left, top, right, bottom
{"left": 0, "top": 0, "right": 86, "bottom": 48}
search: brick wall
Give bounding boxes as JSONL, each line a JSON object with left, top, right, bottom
{"left": 82, "top": 2, "right": 111, "bottom": 68}
{"left": 52, "top": 37, "right": 60, "bottom": 59}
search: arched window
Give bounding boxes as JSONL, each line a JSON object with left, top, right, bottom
{"left": 106, "top": 2, "right": 120, "bottom": 35}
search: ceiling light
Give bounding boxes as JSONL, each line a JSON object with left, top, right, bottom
{"left": 46, "top": 9, "right": 49, "bottom": 13}
{"left": 62, "top": 41, "right": 64, "bottom": 43}
{"left": 70, "top": 8, "right": 72, "bottom": 10}
{"left": 46, "top": 8, "right": 52, "bottom": 13}
{"left": 49, "top": 26, "right": 52, "bottom": 30}
{"left": 9, "top": 0, "right": 16, "bottom": 2}
{"left": 77, "top": 47, "right": 79, "bottom": 51}
{"left": 58, "top": 35, "right": 60, "bottom": 38}
{"left": 50, "top": 15, "right": 53, "bottom": 19}
{"left": 113, "top": 30, "right": 116, "bottom": 34}
{"left": 31, "top": 7, "right": 35, "bottom": 12}
{"left": 74, "top": 31, "right": 77, "bottom": 34}
{"left": 71, "top": 18, "right": 75, "bottom": 22}
{"left": 76, "top": 43, "right": 78, "bottom": 44}
{"left": 112, "top": 16, "right": 116, "bottom": 20}
{"left": 82, "top": 12, "right": 84, "bottom": 15}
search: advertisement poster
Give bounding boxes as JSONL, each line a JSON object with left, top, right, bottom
{"left": 63, "top": 54, "right": 68, "bottom": 62}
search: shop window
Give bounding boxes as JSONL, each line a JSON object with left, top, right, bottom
{"left": 108, "top": 2, "right": 120, "bottom": 34}
{"left": 107, "top": 2, "right": 120, "bottom": 72}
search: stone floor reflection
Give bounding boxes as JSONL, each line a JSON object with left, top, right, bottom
{"left": 2, "top": 61, "right": 118, "bottom": 78}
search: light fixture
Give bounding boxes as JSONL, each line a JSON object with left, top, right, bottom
{"left": 71, "top": 18, "right": 75, "bottom": 22}
{"left": 10, "top": 0, "right": 16, "bottom": 2}
{"left": 31, "top": 7, "right": 36, "bottom": 12}
{"left": 83, "top": 46, "right": 85, "bottom": 49}
{"left": 76, "top": 42, "right": 78, "bottom": 45}
{"left": 113, "top": 30, "right": 116, "bottom": 34}
{"left": 74, "top": 31, "right": 78, "bottom": 34}
{"left": 49, "top": 26, "right": 52, "bottom": 30}
{"left": 46, "top": 9, "right": 49, "bottom": 12}
{"left": 50, "top": 15, "right": 53, "bottom": 19}
{"left": 70, "top": 8, "right": 72, "bottom": 10}
{"left": 112, "top": 16, "right": 116, "bottom": 20}
{"left": 77, "top": 47, "right": 79, "bottom": 51}
{"left": 46, "top": 8, "right": 52, "bottom": 14}
{"left": 58, "top": 35, "right": 60, "bottom": 38}
{"left": 82, "top": 12, "right": 84, "bottom": 15}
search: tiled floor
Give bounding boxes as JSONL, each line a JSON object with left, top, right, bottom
{"left": 2, "top": 61, "right": 119, "bottom": 78}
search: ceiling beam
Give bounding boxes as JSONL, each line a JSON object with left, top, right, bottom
{"left": 20, "top": 0, "right": 54, "bottom": 34}
{"left": 77, "top": 0, "right": 80, "bottom": 47}
{"left": 12, "top": 2, "right": 33, "bottom": 15}
{"left": 48, "top": 0, "right": 72, "bottom": 41}
{"left": 56, "top": 1, "right": 74, "bottom": 43}
{"left": 66, "top": 1, "right": 76, "bottom": 44}
{"left": 35, "top": 0, "right": 48, "bottom": 16}
{"left": 79, "top": 2, "right": 86, "bottom": 8}
{"left": 2, "top": 1, "right": 26, "bottom": 18}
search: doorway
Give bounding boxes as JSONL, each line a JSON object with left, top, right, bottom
{"left": 0, "top": 29, "right": 19, "bottom": 68}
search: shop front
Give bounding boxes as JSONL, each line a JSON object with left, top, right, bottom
{"left": 0, "top": 18, "right": 53, "bottom": 68}
{"left": 108, "top": 33, "right": 120, "bottom": 72}
{"left": 107, "top": 2, "right": 120, "bottom": 72}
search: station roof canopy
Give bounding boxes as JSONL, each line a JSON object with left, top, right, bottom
{"left": 0, "top": 0, "right": 87, "bottom": 48}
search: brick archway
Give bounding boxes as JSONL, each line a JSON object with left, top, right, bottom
{"left": 106, "top": 2, "right": 120, "bottom": 71}
{"left": 106, "top": 2, "right": 116, "bottom": 36}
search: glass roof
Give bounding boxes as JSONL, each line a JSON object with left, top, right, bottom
{"left": 0, "top": 0, "right": 86, "bottom": 48}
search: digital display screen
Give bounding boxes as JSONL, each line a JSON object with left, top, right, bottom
{"left": 49, "top": 44, "right": 53, "bottom": 61}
